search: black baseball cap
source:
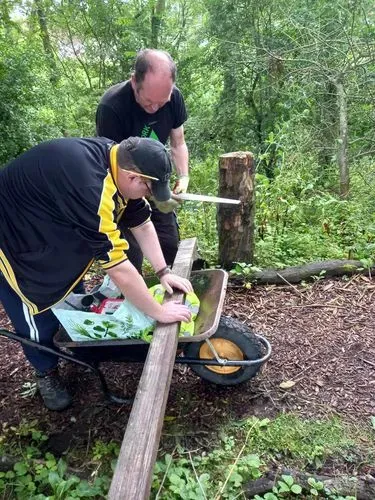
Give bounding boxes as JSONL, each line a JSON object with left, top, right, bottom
{"left": 117, "top": 137, "right": 172, "bottom": 201}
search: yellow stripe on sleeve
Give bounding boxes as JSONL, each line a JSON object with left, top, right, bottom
{"left": 97, "top": 171, "right": 129, "bottom": 265}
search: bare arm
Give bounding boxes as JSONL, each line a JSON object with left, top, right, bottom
{"left": 130, "top": 221, "right": 193, "bottom": 295}
{"left": 170, "top": 125, "right": 189, "bottom": 178}
{"left": 131, "top": 221, "right": 165, "bottom": 274}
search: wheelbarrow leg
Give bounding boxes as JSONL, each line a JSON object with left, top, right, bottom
{"left": 0, "top": 329, "right": 132, "bottom": 405}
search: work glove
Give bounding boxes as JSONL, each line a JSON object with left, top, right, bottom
{"left": 153, "top": 198, "right": 181, "bottom": 214}
{"left": 173, "top": 175, "right": 190, "bottom": 194}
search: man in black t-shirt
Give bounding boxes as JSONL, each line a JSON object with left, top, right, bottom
{"left": 96, "top": 49, "right": 189, "bottom": 272}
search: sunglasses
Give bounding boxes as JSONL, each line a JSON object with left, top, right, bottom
{"left": 129, "top": 171, "right": 155, "bottom": 197}
{"left": 129, "top": 171, "right": 159, "bottom": 182}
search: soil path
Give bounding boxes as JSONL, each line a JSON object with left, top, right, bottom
{"left": 1, "top": 274, "right": 374, "bottom": 453}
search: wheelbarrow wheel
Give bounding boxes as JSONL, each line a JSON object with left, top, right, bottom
{"left": 182, "top": 316, "right": 263, "bottom": 386}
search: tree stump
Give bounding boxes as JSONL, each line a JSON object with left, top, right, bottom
{"left": 217, "top": 152, "right": 255, "bottom": 269}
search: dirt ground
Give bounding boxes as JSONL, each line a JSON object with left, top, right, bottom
{"left": 0, "top": 274, "right": 374, "bottom": 457}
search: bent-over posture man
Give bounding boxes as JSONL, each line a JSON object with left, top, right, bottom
{"left": 0, "top": 137, "right": 192, "bottom": 411}
{"left": 96, "top": 49, "right": 189, "bottom": 272}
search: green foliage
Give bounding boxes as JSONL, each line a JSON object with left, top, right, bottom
{"left": 0, "top": 454, "right": 109, "bottom": 499}
{"left": 279, "top": 475, "right": 302, "bottom": 495}
{"left": 230, "top": 262, "right": 262, "bottom": 288}
{"left": 254, "top": 152, "right": 375, "bottom": 268}
{"left": 0, "top": 29, "right": 57, "bottom": 164}
{"left": 1, "top": 415, "right": 373, "bottom": 499}
{"left": 152, "top": 447, "right": 263, "bottom": 499}
{"left": 1, "top": 0, "right": 375, "bottom": 270}
{"left": 0, "top": 423, "right": 111, "bottom": 499}
{"left": 178, "top": 155, "right": 219, "bottom": 264}
{"left": 254, "top": 474, "right": 356, "bottom": 499}
{"left": 238, "top": 414, "right": 358, "bottom": 468}
{"left": 150, "top": 414, "right": 373, "bottom": 499}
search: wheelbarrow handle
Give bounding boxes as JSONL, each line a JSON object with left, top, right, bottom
{"left": 254, "top": 334, "right": 272, "bottom": 364}
{"left": 0, "top": 328, "right": 131, "bottom": 404}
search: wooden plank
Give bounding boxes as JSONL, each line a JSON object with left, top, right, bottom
{"left": 108, "top": 238, "right": 197, "bottom": 500}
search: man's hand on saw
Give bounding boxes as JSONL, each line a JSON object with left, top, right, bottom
{"left": 153, "top": 198, "right": 181, "bottom": 213}
{"left": 173, "top": 175, "right": 189, "bottom": 194}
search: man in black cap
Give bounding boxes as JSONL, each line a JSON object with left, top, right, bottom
{"left": 0, "top": 136, "right": 192, "bottom": 411}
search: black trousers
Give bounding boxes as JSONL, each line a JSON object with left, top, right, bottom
{"left": 122, "top": 204, "right": 179, "bottom": 273}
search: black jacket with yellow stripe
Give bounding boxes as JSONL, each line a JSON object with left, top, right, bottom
{"left": 0, "top": 137, "right": 150, "bottom": 313}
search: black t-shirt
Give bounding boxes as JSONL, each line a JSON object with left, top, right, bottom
{"left": 96, "top": 80, "right": 187, "bottom": 145}
{"left": 0, "top": 137, "right": 150, "bottom": 311}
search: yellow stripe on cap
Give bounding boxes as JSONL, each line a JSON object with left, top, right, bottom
{"left": 110, "top": 144, "right": 119, "bottom": 184}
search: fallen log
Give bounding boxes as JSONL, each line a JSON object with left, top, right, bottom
{"left": 247, "top": 259, "right": 372, "bottom": 285}
{"left": 244, "top": 467, "right": 375, "bottom": 499}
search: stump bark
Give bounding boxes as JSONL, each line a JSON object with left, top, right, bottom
{"left": 217, "top": 152, "right": 255, "bottom": 270}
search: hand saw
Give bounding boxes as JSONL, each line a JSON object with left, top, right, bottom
{"left": 172, "top": 193, "right": 240, "bottom": 205}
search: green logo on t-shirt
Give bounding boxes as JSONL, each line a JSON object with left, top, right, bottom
{"left": 141, "top": 125, "right": 159, "bottom": 141}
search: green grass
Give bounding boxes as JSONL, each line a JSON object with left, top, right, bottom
{"left": 1, "top": 414, "right": 373, "bottom": 499}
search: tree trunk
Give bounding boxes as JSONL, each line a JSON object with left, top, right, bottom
{"left": 0, "top": 0, "right": 11, "bottom": 30}
{"left": 219, "top": 71, "right": 237, "bottom": 152}
{"left": 34, "top": 0, "right": 59, "bottom": 85}
{"left": 151, "top": 0, "right": 165, "bottom": 48}
{"left": 336, "top": 79, "right": 349, "bottom": 198}
{"left": 217, "top": 152, "right": 255, "bottom": 270}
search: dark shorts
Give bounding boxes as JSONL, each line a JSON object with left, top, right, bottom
{"left": 122, "top": 204, "right": 180, "bottom": 273}
{"left": 0, "top": 274, "right": 60, "bottom": 373}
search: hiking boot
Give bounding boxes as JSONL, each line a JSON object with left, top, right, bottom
{"left": 36, "top": 369, "right": 72, "bottom": 411}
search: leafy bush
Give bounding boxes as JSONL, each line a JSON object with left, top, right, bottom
{"left": 0, "top": 421, "right": 109, "bottom": 499}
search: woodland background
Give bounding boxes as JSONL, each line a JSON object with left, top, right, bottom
{"left": 1, "top": 0, "right": 375, "bottom": 269}
{"left": 1, "top": 3, "right": 375, "bottom": 498}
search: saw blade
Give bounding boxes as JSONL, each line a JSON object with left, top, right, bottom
{"left": 172, "top": 193, "right": 240, "bottom": 205}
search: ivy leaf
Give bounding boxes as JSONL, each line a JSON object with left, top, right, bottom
{"left": 244, "top": 454, "right": 261, "bottom": 468}
{"left": 277, "top": 481, "right": 290, "bottom": 492}
{"left": 281, "top": 475, "right": 294, "bottom": 487}
{"left": 14, "top": 462, "right": 28, "bottom": 476}
{"left": 107, "top": 331, "right": 118, "bottom": 338}
{"left": 291, "top": 484, "right": 302, "bottom": 494}
{"left": 264, "top": 493, "right": 279, "bottom": 500}
{"left": 229, "top": 471, "right": 243, "bottom": 486}
{"left": 93, "top": 326, "right": 106, "bottom": 332}
{"left": 169, "top": 473, "right": 184, "bottom": 486}
{"left": 48, "top": 471, "right": 60, "bottom": 487}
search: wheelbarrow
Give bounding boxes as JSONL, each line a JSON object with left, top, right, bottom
{"left": 0, "top": 269, "right": 271, "bottom": 404}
